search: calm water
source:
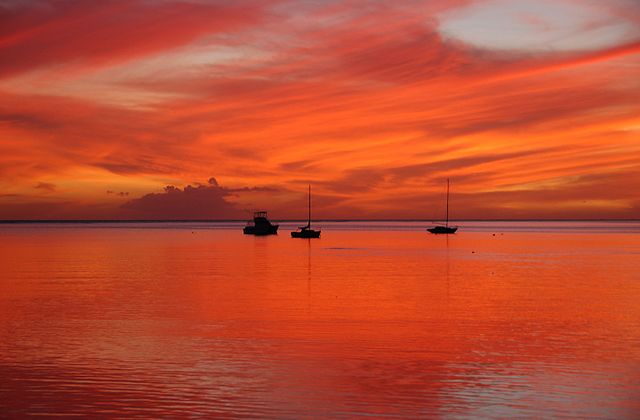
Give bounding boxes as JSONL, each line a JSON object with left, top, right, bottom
{"left": 1, "top": 221, "right": 639, "bottom": 418}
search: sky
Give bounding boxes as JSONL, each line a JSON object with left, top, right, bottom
{"left": 0, "top": 0, "right": 639, "bottom": 220}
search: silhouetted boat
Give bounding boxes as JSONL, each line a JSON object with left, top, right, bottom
{"left": 243, "top": 211, "right": 279, "bottom": 235}
{"left": 291, "top": 185, "right": 321, "bottom": 238}
{"left": 427, "top": 178, "right": 458, "bottom": 234}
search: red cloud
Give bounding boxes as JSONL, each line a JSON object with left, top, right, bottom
{"left": 0, "top": 1, "right": 639, "bottom": 219}
{"left": 34, "top": 182, "right": 56, "bottom": 191}
{"left": 0, "top": 0, "right": 269, "bottom": 78}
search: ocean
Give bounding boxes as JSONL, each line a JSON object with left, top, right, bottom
{"left": 1, "top": 221, "right": 639, "bottom": 418}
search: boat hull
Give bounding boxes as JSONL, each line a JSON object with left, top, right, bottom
{"left": 291, "top": 229, "right": 320, "bottom": 238}
{"left": 427, "top": 226, "right": 458, "bottom": 234}
{"left": 243, "top": 225, "right": 279, "bottom": 235}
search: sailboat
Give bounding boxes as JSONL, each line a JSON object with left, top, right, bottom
{"left": 291, "top": 185, "right": 321, "bottom": 238}
{"left": 427, "top": 178, "right": 458, "bottom": 234}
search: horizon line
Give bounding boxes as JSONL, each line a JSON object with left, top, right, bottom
{"left": 1, "top": 218, "right": 639, "bottom": 224}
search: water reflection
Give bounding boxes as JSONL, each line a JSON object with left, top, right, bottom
{"left": 0, "top": 222, "right": 639, "bottom": 418}
{"left": 307, "top": 238, "right": 312, "bottom": 314}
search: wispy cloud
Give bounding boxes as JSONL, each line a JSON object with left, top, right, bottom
{"left": 0, "top": 0, "right": 638, "bottom": 219}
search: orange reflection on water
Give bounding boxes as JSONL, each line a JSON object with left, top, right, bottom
{"left": 1, "top": 222, "right": 639, "bottom": 417}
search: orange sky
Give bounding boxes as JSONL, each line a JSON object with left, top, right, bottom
{"left": 0, "top": 0, "right": 639, "bottom": 220}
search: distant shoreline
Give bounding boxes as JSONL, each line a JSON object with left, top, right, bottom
{"left": 1, "top": 219, "right": 638, "bottom": 224}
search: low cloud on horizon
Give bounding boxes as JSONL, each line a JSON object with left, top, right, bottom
{"left": 120, "top": 177, "right": 241, "bottom": 220}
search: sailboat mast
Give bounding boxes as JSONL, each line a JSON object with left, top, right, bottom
{"left": 308, "top": 185, "right": 311, "bottom": 227}
{"left": 445, "top": 178, "right": 450, "bottom": 228}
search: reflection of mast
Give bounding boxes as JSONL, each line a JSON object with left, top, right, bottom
{"left": 446, "top": 234, "right": 450, "bottom": 301}
{"left": 307, "top": 238, "right": 311, "bottom": 313}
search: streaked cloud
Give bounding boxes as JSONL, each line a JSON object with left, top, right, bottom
{"left": 0, "top": 0, "right": 638, "bottom": 219}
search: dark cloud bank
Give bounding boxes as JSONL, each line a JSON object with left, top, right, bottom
{"left": 120, "top": 178, "right": 237, "bottom": 219}
{"left": 120, "top": 178, "right": 277, "bottom": 220}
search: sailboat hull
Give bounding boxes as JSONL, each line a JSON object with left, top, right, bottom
{"left": 427, "top": 226, "right": 457, "bottom": 234}
{"left": 291, "top": 229, "right": 320, "bottom": 238}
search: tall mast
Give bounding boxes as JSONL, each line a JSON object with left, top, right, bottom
{"left": 445, "top": 178, "right": 450, "bottom": 228}
{"left": 308, "top": 184, "right": 311, "bottom": 227}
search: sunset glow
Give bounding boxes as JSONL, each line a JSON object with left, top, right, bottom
{"left": 1, "top": 0, "right": 639, "bottom": 219}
